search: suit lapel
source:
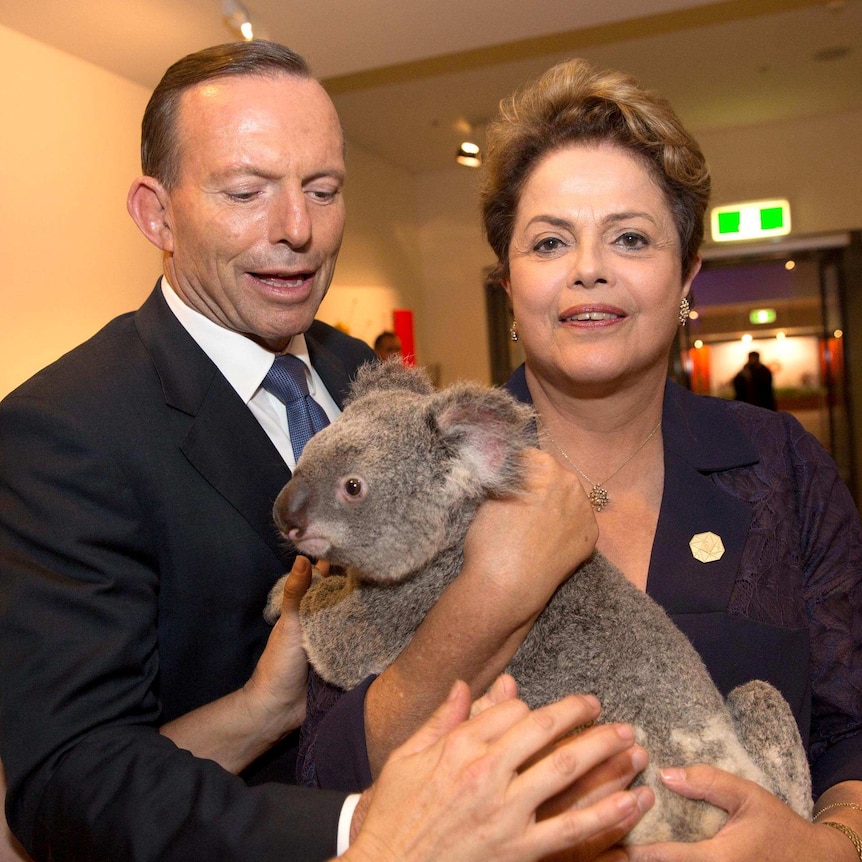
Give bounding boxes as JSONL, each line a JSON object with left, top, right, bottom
{"left": 135, "top": 286, "right": 292, "bottom": 562}
{"left": 647, "top": 382, "right": 758, "bottom": 613}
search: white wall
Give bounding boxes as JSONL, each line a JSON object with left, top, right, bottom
{"left": 412, "top": 166, "right": 494, "bottom": 386}
{"left": 318, "top": 143, "right": 424, "bottom": 352}
{"left": 0, "top": 24, "right": 158, "bottom": 398}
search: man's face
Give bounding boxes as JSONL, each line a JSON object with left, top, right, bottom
{"left": 160, "top": 74, "right": 345, "bottom": 352}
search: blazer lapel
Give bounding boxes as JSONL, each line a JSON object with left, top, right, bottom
{"left": 647, "top": 382, "right": 758, "bottom": 614}
{"left": 135, "top": 286, "right": 292, "bottom": 562}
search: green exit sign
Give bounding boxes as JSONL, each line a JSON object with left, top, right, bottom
{"left": 710, "top": 199, "right": 791, "bottom": 242}
{"left": 750, "top": 308, "right": 777, "bottom": 324}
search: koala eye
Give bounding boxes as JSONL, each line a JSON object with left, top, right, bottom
{"left": 340, "top": 476, "right": 367, "bottom": 502}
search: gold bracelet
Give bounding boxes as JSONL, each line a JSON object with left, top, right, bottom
{"left": 815, "top": 802, "right": 862, "bottom": 819}
{"left": 821, "top": 821, "right": 862, "bottom": 861}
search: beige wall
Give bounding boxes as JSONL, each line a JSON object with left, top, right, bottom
{"left": 699, "top": 110, "right": 862, "bottom": 237}
{"left": 0, "top": 24, "right": 157, "bottom": 399}
{"left": 319, "top": 143, "right": 424, "bottom": 352}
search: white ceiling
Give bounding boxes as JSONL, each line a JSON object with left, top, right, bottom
{"left": 2, "top": 0, "right": 860, "bottom": 173}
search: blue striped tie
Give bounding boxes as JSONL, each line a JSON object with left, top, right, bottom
{"left": 262, "top": 354, "right": 330, "bottom": 461}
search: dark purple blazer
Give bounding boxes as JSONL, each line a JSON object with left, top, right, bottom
{"left": 0, "top": 284, "right": 375, "bottom": 861}
{"left": 300, "top": 367, "right": 862, "bottom": 802}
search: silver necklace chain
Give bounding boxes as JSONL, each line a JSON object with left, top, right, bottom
{"left": 537, "top": 417, "right": 662, "bottom": 512}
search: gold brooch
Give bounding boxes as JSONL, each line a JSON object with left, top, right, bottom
{"left": 689, "top": 532, "right": 725, "bottom": 563}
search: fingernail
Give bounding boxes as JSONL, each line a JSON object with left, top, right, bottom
{"left": 631, "top": 746, "right": 649, "bottom": 771}
{"left": 615, "top": 724, "right": 635, "bottom": 742}
{"left": 616, "top": 791, "right": 638, "bottom": 813}
{"left": 660, "top": 767, "right": 685, "bottom": 783}
{"left": 446, "top": 680, "right": 462, "bottom": 702}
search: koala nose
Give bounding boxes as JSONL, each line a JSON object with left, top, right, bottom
{"left": 274, "top": 475, "right": 312, "bottom": 538}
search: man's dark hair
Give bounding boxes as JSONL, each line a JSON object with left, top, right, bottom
{"left": 141, "top": 41, "right": 311, "bottom": 188}
{"left": 374, "top": 331, "right": 398, "bottom": 351}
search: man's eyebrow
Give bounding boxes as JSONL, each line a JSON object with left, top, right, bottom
{"left": 211, "top": 165, "right": 345, "bottom": 184}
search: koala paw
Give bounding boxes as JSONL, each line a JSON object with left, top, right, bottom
{"left": 263, "top": 574, "right": 289, "bottom": 624}
{"left": 263, "top": 566, "right": 327, "bottom": 625}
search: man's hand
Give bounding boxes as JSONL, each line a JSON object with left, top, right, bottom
{"left": 347, "top": 680, "right": 652, "bottom": 862}
{"left": 160, "top": 556, "right": 313, "bottom": 772}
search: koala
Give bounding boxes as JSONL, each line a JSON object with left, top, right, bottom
{"left": 267, "top": 360, "right": 812, "bottom": 845}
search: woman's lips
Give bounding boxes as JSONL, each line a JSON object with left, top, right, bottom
{"left": 560, "top": 306, "right": 626, "bottom": 323}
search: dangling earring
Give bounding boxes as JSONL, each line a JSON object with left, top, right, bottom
{"left": 509, "top": 320, "right": 519, "bottom": 342}
{"left": 678, "top": 297, "right": 691, "bottom": 326}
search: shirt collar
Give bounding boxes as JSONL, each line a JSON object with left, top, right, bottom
{"left": 160, "top": 277, "right": 312, "bottom": 404}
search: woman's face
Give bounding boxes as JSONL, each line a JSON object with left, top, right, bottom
{"left": 504, "top": 141, "right": 700, "bottom": 393}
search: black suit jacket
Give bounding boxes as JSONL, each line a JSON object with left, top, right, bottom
{"left": 0, "top": 285, "right": 375, "bottom": 861}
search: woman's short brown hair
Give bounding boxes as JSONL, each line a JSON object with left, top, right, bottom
{"left": 141, "top": 40, "right": 310, "bottom": 189}
{"left": 481, "top": 58, "right": 711, "bottom": 281}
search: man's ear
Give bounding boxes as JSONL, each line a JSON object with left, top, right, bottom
{"left": 127, "top": 176, "right": 174, "bottom": 252}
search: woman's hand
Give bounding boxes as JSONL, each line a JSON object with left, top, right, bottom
{"left": 365, "top": 449, "right": 598, "bottom": 774}
{"left": 623, "top": 767, "right": 857, "bottom": 862}
{"left": 462, "top": 448, "right": 598, "bottom": 626}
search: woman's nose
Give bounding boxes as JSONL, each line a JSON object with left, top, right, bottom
{"left": 569, "top": 241, "right": 608, "bottom": 288}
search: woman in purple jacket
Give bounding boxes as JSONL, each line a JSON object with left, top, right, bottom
{"left": 302, "top": 58, "right": 862, "bottom": 861}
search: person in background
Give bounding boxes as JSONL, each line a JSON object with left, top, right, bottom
{"left": 373, "top": 330, "right": 403, "bottom": 361}
{"left": 733, "top": 350, "right": 777, "bottom": 410}
{"left": 0, "top": 41, "right": 649, "bottom": 861}
{"left": 301, "top": 57, "right": 862, "bottom": 862}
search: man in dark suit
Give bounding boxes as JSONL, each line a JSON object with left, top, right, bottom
{"left": 0, "top": 40, "right": 650, "bottom": 862}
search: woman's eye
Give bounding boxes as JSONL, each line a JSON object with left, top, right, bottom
{"left": 534, "top": 237, "right": 564, "bottom": 253}
{"left": 617, "top": 232, "right": 648, "bottom": 249}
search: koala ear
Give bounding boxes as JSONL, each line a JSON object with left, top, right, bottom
{"left": 432, "top": 384, "right": 534, "bottom": 495}
{"left": 346, "top": 359, "right": 435, "bottom": 404}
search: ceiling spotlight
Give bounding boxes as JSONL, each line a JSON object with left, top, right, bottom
{"left": 456, "top": 142, "right": 482, "bottom": 168}
{"left": 223, "top": 0, "right": 254, "bottom": 40}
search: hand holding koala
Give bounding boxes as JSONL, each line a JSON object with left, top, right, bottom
{"left": 267, "top": 360, "right": 812, "bottom": 845}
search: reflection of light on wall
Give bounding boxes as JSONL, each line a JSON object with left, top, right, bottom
{"left": 694, "top": 339, "right": 704, "bottom": 349}
{"left": 742, "top": 333, "right": 753, "bottom": 343}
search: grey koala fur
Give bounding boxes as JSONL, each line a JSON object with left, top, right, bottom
{"left": 268, "top": 359, "right": 812, "bottom": 844}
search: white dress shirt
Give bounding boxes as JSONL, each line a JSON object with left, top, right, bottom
{"left": 161, "top": 278, "right": 341, "bottom": 469}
